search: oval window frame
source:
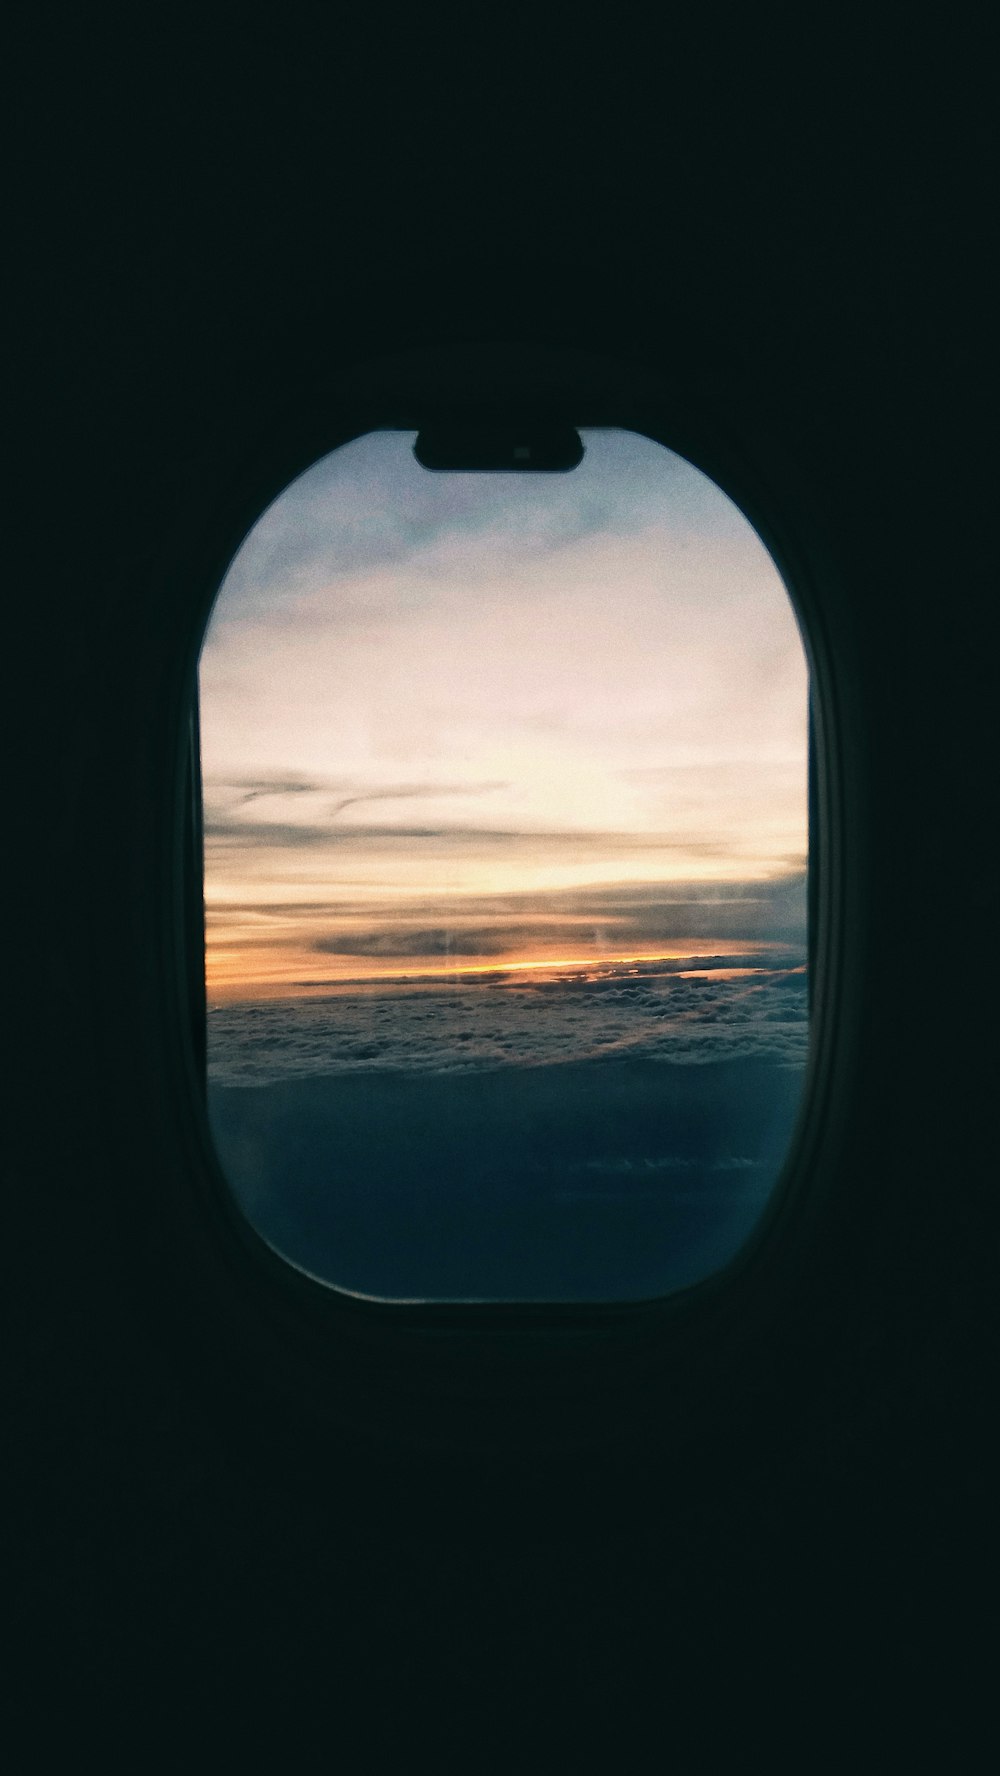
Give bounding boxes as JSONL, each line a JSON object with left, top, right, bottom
{"left": 157, "top": 341, "right": 858, "bottom": 1443}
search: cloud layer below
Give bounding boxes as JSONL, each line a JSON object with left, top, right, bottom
{"left": 207, "top": 952, "right": 809, "bottom": 1087}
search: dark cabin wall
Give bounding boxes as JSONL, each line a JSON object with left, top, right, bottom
{"left": 8, "top": 25, "right": 994, "bottom": 1770}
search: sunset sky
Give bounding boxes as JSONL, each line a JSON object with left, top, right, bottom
{"left": 199, "top": 429, "right": 809, "bottom": 1000}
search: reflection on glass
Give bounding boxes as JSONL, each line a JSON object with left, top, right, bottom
{"left": 199, "top": 430, "right": 809, "bottom": 1300}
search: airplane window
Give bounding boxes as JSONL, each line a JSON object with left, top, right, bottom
{"left": 198, "top": 429, "right": 810, "bottom": 1302}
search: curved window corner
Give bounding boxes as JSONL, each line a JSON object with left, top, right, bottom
{"left": 194, "top": 427, "right": 811, "bottom": 1305}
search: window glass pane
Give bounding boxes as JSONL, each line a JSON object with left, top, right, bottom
{"left": 199, "top": 430, "right": 809, "bottom": 1301}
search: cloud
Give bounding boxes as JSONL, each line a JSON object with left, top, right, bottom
{"left": 208, "top": 428, "right": 756, "bottom": 631}
{"left": 469, "top": 875, "right": 806, "bottom": 913}
{"left": 203, "top": 771, "right": 342, "bottom": 810}
{"left": 204, "top": 818, "right": 342, "bottom": 850}
{"left": 314, "top": 928, "right": 517, "bottom": 958}
{"left": 327, "top": 780, "right": 508, "bottom": 818}
{"left": 205, "top": 774, "right": 510, "bottom": 819}
{"left": 233, "top": 778, "right": 327, "bottom": 805}
{"left": 491, "top": 955, "right": 802, "bottom": 990}
{"left": 205, "top": 817, "right": 530, "bottom": 850}
{"left": 202, "top": 812, "right": 742, "bottom": 857}
{"left": 208, "top": 954, "right": 810, "bottom": 1084}
{"left": 206, "top": 872, "right": 809, "bottom": 956}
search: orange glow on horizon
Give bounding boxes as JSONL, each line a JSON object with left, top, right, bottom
{"left": 205, "top": 937, "right": 798, "bottom": 1003}
{"left": 372, "top": 943, "right": 781, "bottom": 981}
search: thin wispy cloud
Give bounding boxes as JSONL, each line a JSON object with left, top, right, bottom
{"left": 328, "top": 780, "right": 509, "bottom": 818}
{"left": 205, "top": 774, "right": 512, "bottom": 820}
{"left": 204, "top": 872, "right": 807, "bottom": 932}
{"left": 203, "top": 815, "right": 740, "bottom": 855}
{"left": 314, "top": 928, "right": 519, "bottom": 958}
{"left": 226, "top": 780, "right": 325, "bottom": 808}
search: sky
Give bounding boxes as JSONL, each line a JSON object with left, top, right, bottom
{"left": 199, "top": 429, "right": 809, "bottom": 1000}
